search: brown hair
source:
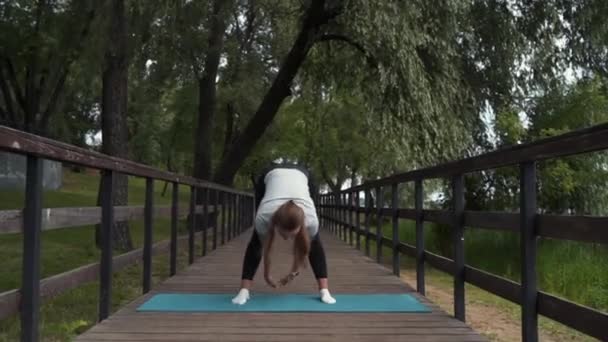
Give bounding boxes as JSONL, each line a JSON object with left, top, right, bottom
{"left": 267, "top": 200, "right": 310, "bottom": 270}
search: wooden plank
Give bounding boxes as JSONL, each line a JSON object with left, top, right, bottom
{"left": 537, "top": 291, "right": 608, "bottom": 341}
{"left": 323, "top": 209, "right": 608, "bottom": 245}
{"left": 452, "top": 175, "right": 465, "bottom": 322}
{"left": 0, "top": 205, "right": 216, "bottom": 234}
{"left": 21, "top": 155, "right": 43, "bottom": 342}
{"left": 99, "top": 170, "right": 114, "bottom": 321}
{"left": 376, "top": 186, "right": 383, "bottom": 262}
{"left": 415, "top": 180, "right": 425, "bottom": 295}
{"left": 464, "top": 266, "right": 520, "bottom": 304}
{"left": 399, "top": 208, "right": 416, "bottom": 220}
{"left": 0, "top": 231, "right": 207, "bottom": 321}
{"left": 424, "top": 251, "right": 454, "bottom": 275}
{"left": 364, "top": 188, "right": 371, "bottom": 256}
{"left": 0, "top": 125, "right": 252, "bottom": 196}
{"left": 397, "top": 242, "right": 417, "bottom": 258}
{"left": 188, "top": 187, "right": 196, "bottom": 264}
{"left": 142, "top": 178, "right": 154, "bottom": 294}
{"left": 77, "top": 333, "right": 486, "bottom": 342}
{"left": 423, "top": 210, "right": 453, "bottom": 225}
{"left": 520, "top": 162, "right": 538, "bottom": 342}
{"left": 355, "top": 191, "right": 361, "bottom": 249}
{"left": 391, "top": 183, "right": 399, "bottom": 276}
{"left": 347, "top": 123, "right": 608, "bottom": 191}
{"left": 463, "top": 211, "right": 518, "bottom": 232}
{"left": 0, "top": 289, "right": 19, "bottom": 321}
{"left": 170, "top": 183, "right": 178, "bottom": 276}
{"left": 537, "top": 214, "right": 608, "bottom": 244}
{"left": 75, "top": 229, "right": 484, "bottom": 342}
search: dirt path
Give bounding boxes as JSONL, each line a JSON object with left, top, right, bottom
{"left": 399, "top": 271, "right": 562, "bottom": 342}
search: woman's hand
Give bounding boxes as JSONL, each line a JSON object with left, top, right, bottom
{"left": 279, "top": 271, "right": 299, "bottom": 287}
{"left": 264, "top": 273, "right": 277, "bottom": 288}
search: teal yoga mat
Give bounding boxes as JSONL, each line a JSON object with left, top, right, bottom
{"left": 136, "top": 293, "right": 430, "bottom": 313}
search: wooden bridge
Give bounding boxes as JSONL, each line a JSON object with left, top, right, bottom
{"left": 1, "top": 123, "right": 607, "bottom": 342}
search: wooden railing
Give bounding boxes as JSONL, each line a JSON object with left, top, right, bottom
{"left": 0, "top": 125, "right": 254, "bottom": 342}
{"left": 320, "top": 122, "right": 608, "bottom": 342}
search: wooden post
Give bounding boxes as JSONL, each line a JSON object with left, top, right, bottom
{"left": 452, "top": 175, "right": 465, "bottom": 321}
{"left": 391, "top": 183, "right": 400, "bottom": 276}
{"left": 226, "top": 193, "right": 232, "bottom": 240}
{"left": 99, "top": 170, "right": 114, "bottom": 321}
{"left": 220, "top": 191, "right": 227, "bottom": 245}
{"left": 356, "top": 191, "right": 361, "bottom": 250}
{"left": 415, "top": 179, "right": 425, "bottom": 295}
{"left": 234, "top": 194, "right": 239, "bottom": 235}
{"left": 233, "top": 193, "right": 238, "bottom": 236}
{"left": 376, "top": 186, "right": 383, "bottom": 263}
{"left": 365, "top": 188, "right": 371, "bottom": 256}
{"left": 520, "top": 162, "right": 538, "bottom": 342}
{"left": 21, "top": 156, "right": 43, "bottom": 342}
{"left": 143, "top": 178, "right": 154, "bottom": 294}
{"left": 341, "top": 192, "right": 345, "bottom": 241}
{"left": 231, "top": 193, "right": 236, "bottom": 239}
{"left": 334, "top": 194, "right": 338, "bottom": 235}
{"left": 202, "top": 187, "right": 208, "bottom": 256}
{"left": 348, "top": 191, "right": 354, "bottom": 245}
{"left": 188, "top": 186, "right": 196, "bottom": 264}
{"left": 238, "top": 195, "right": 243, "bottom": 233}
{"left": 213, "top": 189, "right": 219, "bottom": 250}
{"left": 170, "top": 182, "right": 178, "bottom": 276}
{"left": 330, "top": 195, "right": 334, "bottom": 234}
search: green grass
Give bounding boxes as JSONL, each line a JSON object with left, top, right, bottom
{"left": 346, "top": 215, "right": 607, "bottom": 340}
{"left": 357, "top": 216, "right": 608, "bottom": 312}
{"left": 0, "top": 170, "right": 204, "bottom": 341}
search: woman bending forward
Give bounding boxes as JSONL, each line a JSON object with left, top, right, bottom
{"left": 231, "top": 164, "right": 336, "bottom": 305}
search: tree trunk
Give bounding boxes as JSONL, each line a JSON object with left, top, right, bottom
{"left": 222, "top": 103, "right": 236, "bottom": 158}
{"left": 213, "top": 0, "right": 334, "bottom": 185}
{"left": 191, "top": 0, "right": 230, "bottom": 231}
{"left": 193, "top": 0, "right": 230, "bottom": 181}
{"left": 95, "top": 0, "right": 133, "bottom": 252}
{"left": 350, "top": 168, "right": 358, "bottom": 188}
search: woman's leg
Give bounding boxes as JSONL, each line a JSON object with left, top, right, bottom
{"left": 241, "top": 230, "right": 263, "bottom": 287}
{"left": 309, "top": 233, "right": 328, "bottom": 283}
{"left": 233, "top": 230, "right": 263, "bottom": 304}
{"left": 308, "top": 234, "right": 336, "bottom": 303}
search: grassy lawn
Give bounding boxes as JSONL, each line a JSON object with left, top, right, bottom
{"left": 1, "top": 173, "right": 605, "bottom": 341}
{"left": 0, "top": 170, "right": 206, "bottom": 341}
{"left": 349, "top": 217, "right": 605, "bottom": 341}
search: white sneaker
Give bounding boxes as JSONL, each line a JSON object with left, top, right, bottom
{"left": 320, "top": 288, "right": 336, "bottom": 304}
{"left": 231, "top": 288, "right": 250, "bottom": 305}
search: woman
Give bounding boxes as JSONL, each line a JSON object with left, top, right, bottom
{"left": 231, "top": 163, "right": 336, "bottom": 305}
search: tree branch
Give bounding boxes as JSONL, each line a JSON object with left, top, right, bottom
{"left": 1, "top": 57, "right": 27, "bottom": 113}
{"left": 319, "top": 160, "right": 337, "bottom": 191}
{"left": 0, "top": 66, "right": 17, "bottom": 125}
{"left": 0, "top": 104, "right": 8, "bottom": 122}
{"left": 39, "top": 2, "right": 100, "bottom": 134}
{"left": 316, "top": 34, "right": 366, "bottom": 56}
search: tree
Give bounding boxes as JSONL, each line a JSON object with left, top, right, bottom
{"left": 0, "top": 1, "right": 100, "bottom": 136}
{"left": 96, "top": 0, "right": 132, "bottom": 251}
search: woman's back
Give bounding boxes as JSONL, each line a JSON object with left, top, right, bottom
{"left": 261, "top": 168, "right": 312, "bottom": 203}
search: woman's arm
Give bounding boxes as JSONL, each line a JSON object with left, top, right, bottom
{"left": 262, "top": 228, "right": 277, "bottom": 287}
{"left": 280, "top": 227, "right": 309, "bottom": 286}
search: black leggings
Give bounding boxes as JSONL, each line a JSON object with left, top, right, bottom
{"left": 241, "top": 230, "right": 328, "bottom": 280}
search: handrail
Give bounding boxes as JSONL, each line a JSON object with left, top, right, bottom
{"left": 320, "top": 122, "right": 608, "bottom": 342}
{"left": 0, "top": 125, "right": 255, "bottom": 342}
{"left": 0, "top": 125, "right": 251, "bottom": 196}
{"left": 347, "top": 123, "right": 608, "bottom": 192}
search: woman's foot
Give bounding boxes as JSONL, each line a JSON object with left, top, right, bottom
{"left": 320, "top": 288, "right": 336, "bottom": 304}
{"left": 232, "top": 288, "right": 250, "bottom": 305}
